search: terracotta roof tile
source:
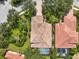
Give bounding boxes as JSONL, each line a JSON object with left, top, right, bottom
{"left": 64, "top": 16, "right": 76, "bottom": 31}
{"left": 55, "top": 9, "right": 78, "bottom": 48}
{"left": 31, "top": 16, "right": 52, "bottom": 48}
{"left": 5, "top": 51, "right": 24, "bottom": 59}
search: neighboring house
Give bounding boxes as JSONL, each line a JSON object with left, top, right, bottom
{"left": 55, "top": 9, "right": 78, "bottom": 57}
{"left": 31, "top": 0, "right": 52, "bottom": 55}
{"left": 5, "top": 51, "right": 24, "bottom": 59}
{"left": 55, "top": 9, "right": 78, "bottom": 48}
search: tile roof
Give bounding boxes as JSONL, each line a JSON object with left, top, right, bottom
{"left": 64, "top": 10, "right": 76, "bottom": 31}
{"left": 5, "top": 51, "right": 24, "bottom": 59}
{"left": 31, "top": 16, "right": 52, "bottom": 48}
{"left": 55, "top": 9, "right": 78, "bottom": 48}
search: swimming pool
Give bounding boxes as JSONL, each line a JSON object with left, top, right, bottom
{"left": 57, "top": 48, "right": 70, "bottom": 57}
{"left": 38, "top": 48, "right": 50, "bottom": 55}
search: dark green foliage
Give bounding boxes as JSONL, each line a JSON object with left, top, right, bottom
{"left": 0, "top": 23, "right": 10, "bottom": 48}
{"left": 43, "top": 0, "right": 73, "bottom": 23}
{"left": 70, "top": 48, "right": 77, "bottom": 56}
{"left": 65, "top": 55, "right": 72, "bottom": 59}
{"left": 9, "top": 36, "right": 16, "bottom": 43}
{"left": 50, "top": 48, "right": 57, "bottom": 59}
{"left": 0, "top": 10, "right": 32, "bottom": 48}
{"left": 24, "top": 48, "right": 32, "bottom": 59}
{"left": 0, "top": 0, "right": 35, "bottom": 49}
{"left": 15, "top": 34, "right": 26, "bottom": 47}
{"left": 77, "top": 43, "right": 79, "bottom": 52}
{"left": 11, "top": 0, "right": 26, "bottom": 7}
{"left": 0, "top": 40, "right": 9, "bottom": 48}
{"left": 22, "top": 0, "right": 36, "bottom": 17}
{"left": 8, "top": 14, "right": 28, "bottom": 47}
{"left": 31, "top": 49, "right": 42, "bottom": 59}
{"left": 74, "top": 10, "right": 79, "bottom": 32}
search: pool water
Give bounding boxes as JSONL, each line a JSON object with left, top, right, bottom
{"left": 57, "top": 48, "right": 69, "bottom": 57}
{"left": 38, "top": 48, "right": 50, "bottom": 55}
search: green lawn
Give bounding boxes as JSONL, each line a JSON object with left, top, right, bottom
{"left": 0, "top": 56, "right": 4, "bottom": 59}
{"left": 0, "top": 49, "right": 5, "bottom": 59}
{"left": 8, "top": 38, "right": 30, "bottom": 53}
{"left": 57, "top": 58, "right": 64, "bottom": 59}
{"left": 42, "top": 56, "right": 50, "bottom": 59}
{"left": 31, "top": 54, "right": 50, "bottom": 59}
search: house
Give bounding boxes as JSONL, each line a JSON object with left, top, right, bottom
{"left": 31, "top": 16, "right": 52, "bottom": 48}
{"left": 31, "top": 15, "right": 52, "bottom": 55}
{"left": 31, "top": 0, "right": 52, "bottom": 55}
{"left": 5, "top": 51, "right": 24, "bottom": 59}
{"left": 55, "top": 9, "right": 78, "bottom": 48}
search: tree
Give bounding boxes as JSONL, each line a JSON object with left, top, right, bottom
{"left": 11, "top": 0, "right": 26, "bottom": 7}
{"left": 0, "top": 0, "right": 35, "bottom": 49}
{"left": 70, "top": 48, "right": 77, "bottom": 56}
{"left": 43, "top": 0, "right": 73, "bottom": 20}
{"left": 24, "top": 48, "right": 32, "bottom": 59}
{"left": 0, "top": 8, "right": 33, "bottom": 48}
{"left": 65, "top": 55, "right": 72, "bottom": 59}
{"left": 0, "top": 23, "right": 10, "bottom": 48}
{"left": 22, "top": 0, "right": 36, "bottom": 17}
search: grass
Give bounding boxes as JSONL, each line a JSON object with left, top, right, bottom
{"left": 0, "top": 49, "right": 5, "bottom": 59}
{"left": 42, "top": 56, "right": 50, "bottom": 59}
{"left": 7, "top": 14, "right": 30, "bottom": 53}
{"left": 8, "top": 37, "right": 30, "bottom": 53}
{"left": 31, "top": 54, "right": 50, "bottom": 59}
{"left": 57, "top": 58, "right": 64, "bottom": 59}
{"left": 11, "top": 28, "right": 21, "bottom": 37}
{"left": 0, "top": 56, "right": 4, "bottom": 59}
